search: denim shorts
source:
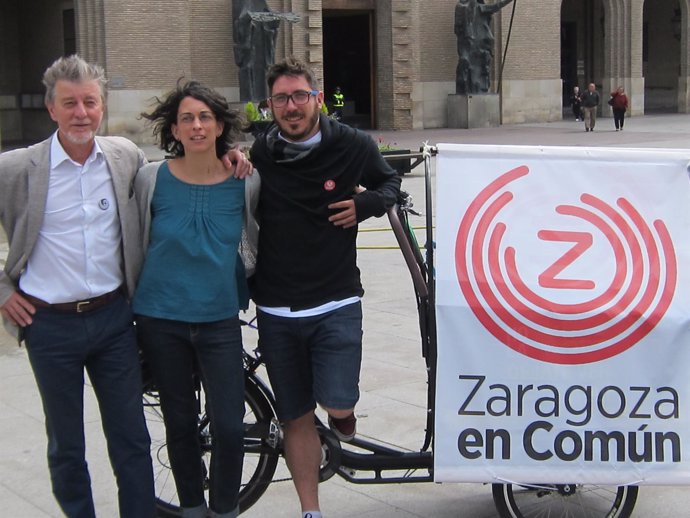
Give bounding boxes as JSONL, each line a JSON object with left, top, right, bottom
{"left": 256, "top": 302, "right": 363, "bottom": 421}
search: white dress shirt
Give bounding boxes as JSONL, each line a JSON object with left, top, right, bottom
{"left": 19, "top": 133, "right": 124, "bottom": 303}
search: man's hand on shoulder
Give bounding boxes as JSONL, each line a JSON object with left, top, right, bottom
{"left": 222, "top": 146, "right": 253, "bottom": 179}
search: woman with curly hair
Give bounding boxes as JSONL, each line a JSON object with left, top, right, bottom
{"left": 133, "top": 80, "right": 258, "bottom": 518}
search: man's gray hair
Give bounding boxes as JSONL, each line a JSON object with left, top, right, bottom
{"left": 42, "top": 54, "right": 107, "bottom": 105}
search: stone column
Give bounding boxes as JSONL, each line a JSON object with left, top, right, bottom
{"left": 628, "top": 0, "right": 645, "bottom": 116}
{"left": 285, "top": 0, "right": 324, "bottom": 87}
{"left": 74, "top": 0, "right": 106, "bottom": 67}
{"left": 74, "top": 0, "right": 107, "bottom": 133}
{"left": 677, "top": 0, "right": 690, "bottom": 112}
{"left": 376, "top": 0, "right": 414, "bottom": 131}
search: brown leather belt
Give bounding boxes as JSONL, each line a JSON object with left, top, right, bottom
{"left": 20, "top": 287, "right": 123, "bottom": 314}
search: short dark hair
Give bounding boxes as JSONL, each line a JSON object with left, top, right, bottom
{"left": 141, "top": 79, "right": 241, "bottom": 158}
{"left": 267, "top": 56, "right": 320, "bottom": 95}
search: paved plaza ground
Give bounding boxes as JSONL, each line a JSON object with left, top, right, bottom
{"left": 1, "top": 113, "right": 690, "bottom": 517}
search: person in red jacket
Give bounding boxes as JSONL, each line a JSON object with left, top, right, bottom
{"left": 610, "top": 86, "right": 629, "bottom": 131}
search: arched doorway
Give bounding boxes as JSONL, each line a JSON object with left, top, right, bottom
{"left": 322, "top": 8, "right": 375, "bottom": 129}
{"left": 560, "top": 0, "right": 605, "bottom": 114}
{"left": 643, "top": 0, "right": 682, "bottom": 112}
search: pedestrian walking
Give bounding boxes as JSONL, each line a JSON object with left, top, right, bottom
{"left": 570, "top": 86, "right": 583, "bottom": 121}
{"left": 610, "top": 86, "right": 629, "bottom": 131}
{"left": 581, "top": 83, "right": 600, "bottom": 132}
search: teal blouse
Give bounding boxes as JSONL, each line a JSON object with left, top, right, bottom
{"left": 133, "top": 162, "right": 247, "bottom": 322}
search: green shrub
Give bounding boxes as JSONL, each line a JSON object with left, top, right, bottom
{"left": 245, "top": 101, "right": 260, "bottom": 122}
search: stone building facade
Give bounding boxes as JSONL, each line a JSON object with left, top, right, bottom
{"left": 1, "top": 0, "right": 688, "bottom": 146}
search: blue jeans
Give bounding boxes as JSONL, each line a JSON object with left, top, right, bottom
{"left": 23, "top": 295, "right": 155, "bottom": 518}
{"left": 257, "top": 302, "right": 363, "bottom": 421}
{"left": 136, "top": 316, "right": 244, "bottom": 515}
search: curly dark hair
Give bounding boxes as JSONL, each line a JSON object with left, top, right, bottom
{"left": 141, "top": 79, "right": 242, "bottom": 158}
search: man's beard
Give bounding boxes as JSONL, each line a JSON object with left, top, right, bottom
{"left": 277, "top": 108, "right": 320, "bottom": 142}
{"left": 62, "top": 126, "right": 98, "bottom": 146}
{"left": 65, "top": 131, "right": 96, "bottom": 145}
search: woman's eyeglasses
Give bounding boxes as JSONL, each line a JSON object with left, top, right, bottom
{"left": 177, "top": 112, "right": 216, "bottom": 125}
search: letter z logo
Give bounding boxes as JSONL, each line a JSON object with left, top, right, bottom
{"left": 455, "top": 166, "right": 678, "bottom": 364}
{"left": 537, "top": 230, "right": 595, "bottom": 290}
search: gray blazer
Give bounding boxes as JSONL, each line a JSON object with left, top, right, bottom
{"left": 0, "top": 135, "right": 146, "bottom": 337}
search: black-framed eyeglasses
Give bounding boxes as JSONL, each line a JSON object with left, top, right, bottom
{"left": 269, "top": 90, "right": 319, "bottom": 107}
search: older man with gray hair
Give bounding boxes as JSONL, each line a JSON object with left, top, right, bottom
{"left": 582, "top": 82, "right": 601, "bottom": 132}
{"left": 0, "top": 53, "right": 251, "bottom": 518}
{"left": 0, "top": 54, "right": 156, "bottom": 518}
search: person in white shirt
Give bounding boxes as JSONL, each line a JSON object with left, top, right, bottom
{"left": 0, "top": 55, "right": 249, "bottom": 518}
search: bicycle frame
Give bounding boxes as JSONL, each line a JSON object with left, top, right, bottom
{"left": 394, "top": 145, "right": 438, "bottom": 453}
{"left": 244, "top": 145, "right": 440, "bottom": 485}
{"left": 148, "top": 144, "right": 639, "bottom": 518}
{"left": 317, "top": 425, "right": 433, "bottom": 484}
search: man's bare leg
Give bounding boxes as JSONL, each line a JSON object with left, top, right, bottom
{"left": 323, "top": 407, "right": 353, "bottom": 420}
{"left": 283, "top": 411, "right": 321, "bottom": 513}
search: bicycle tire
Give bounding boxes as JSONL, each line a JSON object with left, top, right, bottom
{"left": 491, "top": 482, "right": 638, "bottom": 518}
{"left": 143, "top": 374, "right": 280, "bottom": 516}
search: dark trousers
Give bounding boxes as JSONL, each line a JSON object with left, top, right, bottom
{"left": 571, "top": 104, "right": 582, "bottom": 120}
{"left": 23, "top": 295, "right": 155, "bottom": 518}
{"left": 136, "top": 316, "right": 244, "bottom": 515}
{"left": 613, "top": 108, "right": 626, "bottom": 129}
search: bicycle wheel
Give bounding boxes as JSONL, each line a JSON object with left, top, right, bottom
{"left": 492, "top": 482, "right": 638, "bottom": 518}
{"left": 143, "top": 375, "right": 280, "bottom": 517}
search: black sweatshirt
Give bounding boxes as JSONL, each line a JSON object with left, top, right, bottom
{"left": 250, "top": 115, "right": 401, "bottom": 310}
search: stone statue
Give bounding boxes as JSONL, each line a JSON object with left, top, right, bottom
{"left": 454, "top": 0, "right": 513, "bottom": 95}
{"left": 232, "top": 1, "right": 299, "bottom": 101}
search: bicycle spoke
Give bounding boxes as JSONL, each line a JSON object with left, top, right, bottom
{"left": 500, "top": 484, "right": 635, "bottom": 518}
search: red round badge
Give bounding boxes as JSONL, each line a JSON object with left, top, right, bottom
{"left": 324, "top": 179, "right": 336, "bottom": 191}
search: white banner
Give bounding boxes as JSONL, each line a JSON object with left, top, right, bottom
{"left": 434, "top": 144, "right": 690, "bottom": 485}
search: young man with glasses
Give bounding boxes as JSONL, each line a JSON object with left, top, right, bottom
{"left": 249, "top": 57, "right": 401, "bottom": 518}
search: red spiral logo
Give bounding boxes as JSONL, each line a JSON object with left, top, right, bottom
{"left": 455, "top": 166, "right": 678, "bottom": 364}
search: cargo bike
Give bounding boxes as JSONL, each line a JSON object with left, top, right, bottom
{"left": 142, "top": 145, "right": 639, "bottom": 517}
